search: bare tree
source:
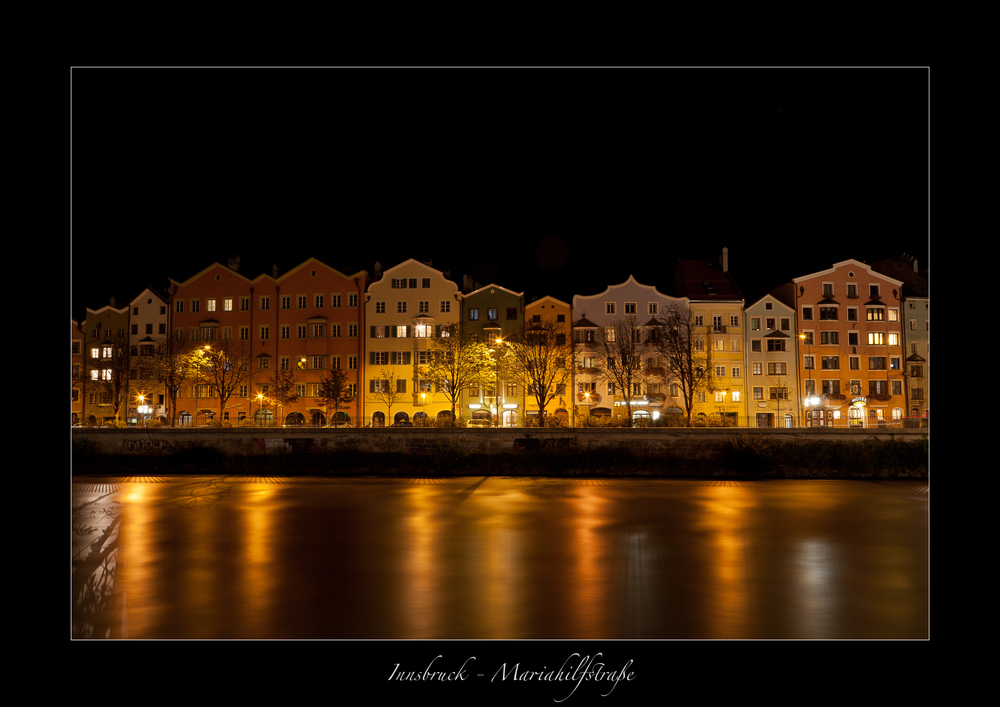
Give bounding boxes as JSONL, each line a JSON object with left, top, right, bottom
{"left": 367, "top": 368, "right": 407, "bottom": 426}
{"left": 503, "top": 318, "right": 573, "bottom": 426}
{"left": 592, "top": 315, "right": 651, "bottom": 424}
{"left": 421, "top": 323, "right": 495, "bottom": 425}
{"left": 198, "top": 338, "right": 254, "bottom": 424}
{"left": 654, "top": 304, "right": 714, "bottom": 427}
{"left": 87, "top": 335, "right": 131, "bottom": 423}
{"left": 317, "top": 368, "right": 356, "bottom": 426}
{"left": 269, "top": 367, "right": 300, "bottom": 426}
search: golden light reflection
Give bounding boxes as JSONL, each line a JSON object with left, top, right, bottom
{"left": 238, "top": 483, "right": 277, "bottom": 637}
{"left": 567, "top": 488, "right": 609, "bottom": 637}
{"left": 400, "top": 485, "right": 442, "bottom": 637}
{"left": 697, "top": 485, "right": 755, "bottom": 638}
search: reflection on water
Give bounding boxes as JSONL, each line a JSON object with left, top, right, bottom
{"left": 71, "top": 477, "right": 928, "bottom": 639}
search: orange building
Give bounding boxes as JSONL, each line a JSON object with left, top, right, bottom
{"left": 168, "top": 257, "right": 368, "bottom": 426}
{"left": 792, "top": 259, "right": 906, "bottom": 427}
{"left": 523, "top": 296, "right": 574, "bottom": 425}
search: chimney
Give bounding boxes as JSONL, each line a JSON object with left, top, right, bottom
{"left": 913, "top": 258, "right": 918, "bottom": 273}
{"left": 273, "top": 263, "right": 280, "bottom": 278}
{"left": 719, "top": 247, "right": 729, "bottom": 273}
{"left": 110, "top": 296, "right": 116, "bottom": 308}
{"left": 229, "top": 255, "right": 241, "bottom": 272}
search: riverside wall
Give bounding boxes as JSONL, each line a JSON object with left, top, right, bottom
{"left": 71, "top": 427, "right": 928, "bottom": 479}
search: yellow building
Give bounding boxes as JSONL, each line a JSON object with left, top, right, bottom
{"left": 522, "top": 296, "right": 574, "bottom": 425}
{"left": 363, "top": 259, "right": 461, "bottom": 426}
{"left": 673, "top": 249, "right": 746, "bottom": 424}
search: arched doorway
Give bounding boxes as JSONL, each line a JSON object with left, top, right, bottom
{"left": 286, "top": 412, "right": 306, "bottom": 426}
{"left": 436, "top": 410, "right": 453, "bottom": 425}
{"left": 371, "top": 411, "right": 385, "bottom": 427}
{"left": 254, "top": 409, "right": 274, "bottom": 427}
{"left": 393, "top": 411, "right": 410, "bottom": 425}
{"left": 331, "top": 411, "right": 351, "bottom": 427}
{"left": 502, "top": 409, "right": 518, "bottom": 427}
{"left": 178, "top": 411, "right": 192, "bottom": 427}
{"left": 310, "top": 411, "right": 326, "bottom": 427}
{"left": 413, "top": 411, "right": 428, "bottom": 426}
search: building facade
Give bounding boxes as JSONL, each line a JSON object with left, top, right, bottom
{"left": 460, "top": 284, "right": 525, "bottom": 427}
{"left": 792, "top": 259, "right": 907, "bottom": 427}
{"left": 523, "top": 296, "right": 574, "bottom": 425}
{"left": 744, "top": 283, "right": 799, "bottom": 428}
{"left": 363, "top": 259, "right": 461, "bottom": 426}
{"left": 572, "top": 275, "right": 686, "bottom": 424}
{"left": 673, "top": 249, "right": 746, "bottom": 424}
{"left": 128, "top": 288, "right": 169, "bottom": 424}
{"left": 82, "top": 300, "right": 131, "bottom": 425}
{"left": 72, "top": 320, "right": 85, "bottom": 425}
{"left": 168, "top": 257, "right": 368, "bottom": 426}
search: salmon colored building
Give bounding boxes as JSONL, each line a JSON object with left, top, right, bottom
{"left": 523, "top": 296, "right": 574, "bottom": 425}
{"left": 792, "top": 259, "right": 906, "bottom": 427}
{"left": 168, "top": 257, "right": 368, "bottom": 427}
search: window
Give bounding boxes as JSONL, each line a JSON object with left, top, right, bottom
{"left": 869, "top": 284, "right": 880, "bottom": 298}
{"left": 392, "top": 278, "right": 407, "bottom": 289}
{"left": 240, "top": 297, "right": 250, "bottom": 311}
{"left": 281, "top": 325, "right": 291, "bottom": 339}
{"left": 349, "top": 356, "right": 358, "bottom": 370}
{"left": 715, "top": 366, "right": 726, "bottom": 377}
{"left": 751, "top": 318, "right": 761, "bottom": 331}
{"left": 419, "top": 301, "right": 430, "bottom": 314}
{"left": 469, "top": 308, "right": 479, "bottom": 321}
{"left": 260, "top": 296, "right": 270, "bottom": 310}
{"left": 422, "top": 278, "right": 431, "bottom": 288}
{"left": 869, "top": 380, "right": 887, "bottom": 396}
{"left": 260, "top": 326, "right": 269, "bottom": 340}
{"left": 819, "top": 307, "right": 838, "bottom": 320}
{"left": 868, "top": 332, "right": 884, "bottom": 345}
{"left": 298, "top": 295, "right": 307, "bottom": 308}
{"left": 372, "top": 325, "right": 387, "bottom": 339}
{"left": 259, "top": 356, "right": 270, "bottom": 370}
{"left": 349, "top": 324, "right": 358, "bottom": 337}
{"left": 280, "top": 356, "right": 290, "bottom": 371}
{"left": 867, "top": 308, "right": 884, "bottom": 321}
{"left": 766, "top": 317, "right": 776, "bottom": 331}
{"left": 767, "top": 338, "right": 786, "bottom": 352}
{"left": 131, "top": 324, "right": 139, "bottom": 335}
{"left": 310, "top": 356, "right": 326, "bottom": 370}
{"left": 821, "top": 356, "right": 839, "bottom": 369}
{"left": 820, "top": 331, "right": 839, "bottom": 345}
{"left": 822, "top": 283, "right": 834, "bottom": 296}
{"left": 224, "top": 298, "right": 233, "bottom": 311}
{"left": 715, "top": 391, "right": 726, "bottom": 402}
{"left": 375, "top": 301, "right": 386, "bottom": 314}
{"left": 649, "top": 303, "right": 658, "bottom": 315}
{"left": 847, "top": 283, "right": 858, "bottom": 299}
{"left": 850, "top": 356, "right": 860, "bottom": 370}
{"left": 803, "top": 355, "right": 814, "bottom": 370}
{"left": 888, "top": 308, "right": 898, "bottom": 322}
{"left": 310, "top": 324, "right": 325, "bottom": 338}
{"left": 240, "top": 326, "right": 249, "bottom": 340}
{"left": 207, "top": 298, "right": 216, "bottom": 312}
{"left": 507, "top": 307, "right": 518, "bottom": 320}
{"left": 315, "top": 295, "right": 324, "bottom": 308}
{"left": 769, "top": 387, "right": 788, "bottom": 400}
{"left": 176, "top": 300, "right": 184, "bottom": 313}
{"left": 891, "top": 380, "right": 902, "bottom": 396}
{"left": 397, "top": 301, "right": 407, "bottom": 313}
{"left": 349, "top": 294, "right": 358, "bottom": 307}
{"left": 801, "top": 306, "right": 813, "bottom": 321}
{"left": 391, "top": 351, "right": 411, "bottom": 366}
{"left": 732, "top": 367, "right": 741, "bottom": 378}
{"left": 487, "top": 308, "right": 498, "bottom": 321}
{"left": 868, "top": 357, "right": 886, "bottom": 370}
{"left": 440, "top": 301, "right": 451, "bottom": 313}
{"left": 395, "top": 325, "right": 409, "bottom": 338}
{"left": 332, "top": 294, "right": 341, "bottom": 308}
{"left": 888, "top": 333, "right": 899, "bottom": 346}
{"left": 625, "top": 303, "right": 636, "bottom": 314}
{"left": 767, "top": 362, "right": 787, "bottom": 375}
{"left": 752, "top": 362, "right": 762, "bottom": 375}
{"left": 191, "top": 299, "right": 200, "bottom": 313}
{"left": 822, "top": 380, "right": 840, "bottom": 395}
{"left": 605, "top": 302, "right": 616, "bottom": 315}
{"left": 713, "top": 316, "right": 723, "bottom": 332}
{"left": 730, "top": 315, "right": 739, "bottom": 327}
{"left": 371, "top": 352, "right": 388, "bottom": 366}
{"left": 331, "top": 324, "right": 341, "bottom": 338}
{"left": 780, "top": 318, "right": 790, "bottom": 331}
{"left": 801, "top": 331, "right": 814, "bottom": 346}
{"left": 753, "top": 387, "right": 764, "bottom": 399}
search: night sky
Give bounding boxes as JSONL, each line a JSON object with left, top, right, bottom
{"left": 70, "top": 66, "right": 929, "bottom": 321}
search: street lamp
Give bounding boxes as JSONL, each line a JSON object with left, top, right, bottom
{"left": 257, "top": 393, "right": 264, "bottom": 428}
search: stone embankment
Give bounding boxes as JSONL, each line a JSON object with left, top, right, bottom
{"left": 71, "top": 427, "right": 928, "bottom": 479}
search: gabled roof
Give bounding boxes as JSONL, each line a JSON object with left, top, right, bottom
{"left": 573, "top": 317, "right": 599, "bottom": 328}
{"left": 572, "top": 274, "right": 677, "bottom": 307}
{"left": 792, "top": 259, "right": 904, "bottom": 287}
{"left": 464, "top": 282, "right": 524, "bottom": 299}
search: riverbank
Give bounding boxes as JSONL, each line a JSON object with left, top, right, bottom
{"left": 71, "top": 428, "right": 928, "bottom": 479}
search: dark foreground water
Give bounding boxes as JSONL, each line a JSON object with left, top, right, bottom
{"left": 71, "top": 475, "right": 928, "bottom": 640}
